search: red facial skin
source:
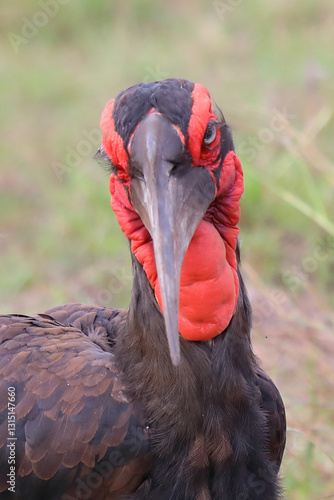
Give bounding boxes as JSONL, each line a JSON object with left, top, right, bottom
{"left": 101, "top": 84, "right": 244, "bottom": 341}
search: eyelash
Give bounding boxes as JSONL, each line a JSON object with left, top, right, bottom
{"left": 94, "top": 146, "right": 117, "bottom": 175}
{"left": 204, "top": 120, "right": 222, "bottom": 146}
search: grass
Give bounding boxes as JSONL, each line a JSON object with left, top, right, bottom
{"left": 1, "top": 1, "right": 334, "bottom": 497}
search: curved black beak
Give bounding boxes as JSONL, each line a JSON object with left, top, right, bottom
{"left": 130, "top": 113, "right": 216, "bottom": 365}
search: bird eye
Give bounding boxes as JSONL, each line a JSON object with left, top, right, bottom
{"left": 203, "top": 121, "right": 217, "bottom": 145}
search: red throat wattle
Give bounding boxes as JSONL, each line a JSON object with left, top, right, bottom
{"left": 102, "top": 84, "right": 244, "bottom": 341}
{"left": 155, "top": 219, "right": 238, "bottom": 340}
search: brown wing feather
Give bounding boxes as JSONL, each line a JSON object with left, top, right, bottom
{"left": 0, "top": 314, "right": 151, "bottom": 499}
{"left": 43, "top": 303, "right": 127, "bottom": 352}
{"left": 255, "top": 366, "right": 286, "bottom": 469}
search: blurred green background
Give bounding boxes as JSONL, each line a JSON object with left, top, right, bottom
{"left": 1, "top": 1, "right": 333, "bottom": 498}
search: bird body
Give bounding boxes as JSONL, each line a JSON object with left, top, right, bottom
{"left": 0, "top": 79, "right": 285, "bottom": 499}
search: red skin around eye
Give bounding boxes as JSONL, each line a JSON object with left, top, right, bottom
{"left": 187, "top": 84, "right": 220, "bottom": 168}
{"left": 101, "top": 99, "right": 130, "bottom": 187}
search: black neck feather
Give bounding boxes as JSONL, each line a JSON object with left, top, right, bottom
{"left": 114, "top": 249, "right": 281, "bottom": 499}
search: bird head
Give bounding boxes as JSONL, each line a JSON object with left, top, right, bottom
{"left": 96, "top": 79, "right": 244, "bottom": 365}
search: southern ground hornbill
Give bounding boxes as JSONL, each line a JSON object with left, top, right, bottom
{"left": 0, "top": 79, "right": 286, "bottom": 499}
